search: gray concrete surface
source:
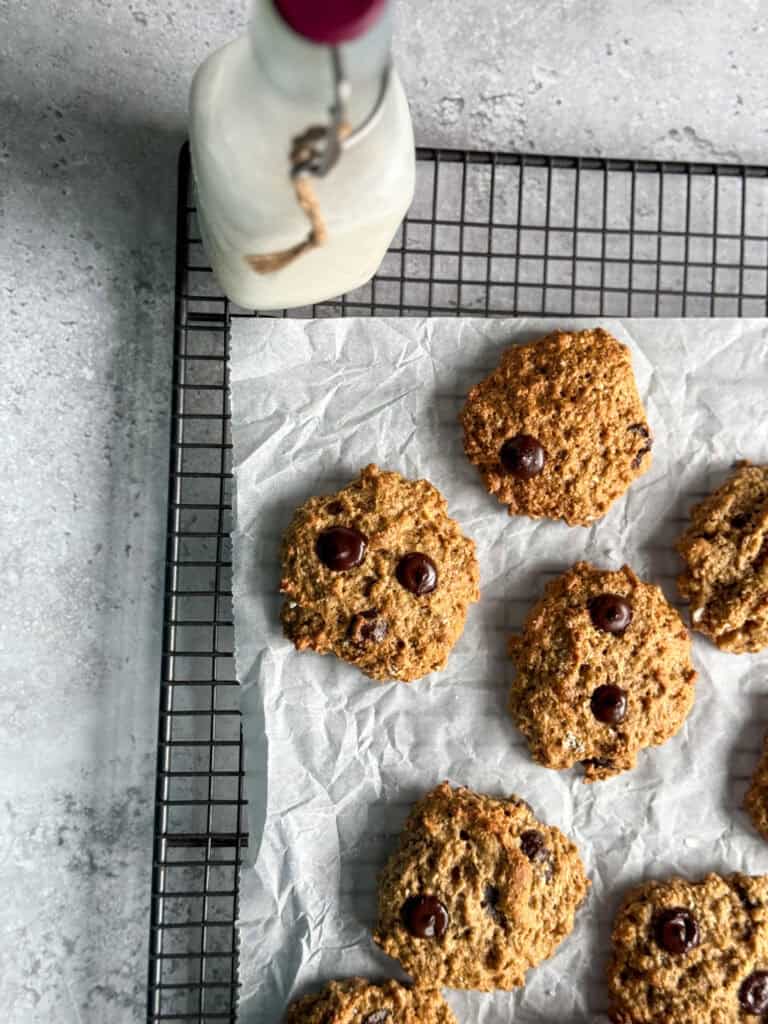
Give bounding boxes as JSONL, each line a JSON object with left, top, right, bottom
{"left": 0, "top": 1, "right": 765, "bottom": 1020}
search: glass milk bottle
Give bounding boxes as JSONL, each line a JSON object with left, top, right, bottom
{"left": 189, "top": 0, "right": 415, "bottom": 310}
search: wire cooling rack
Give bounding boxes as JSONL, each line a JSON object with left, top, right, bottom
{"left": 147, "top": 141, "right": 768, "bottom": 1023}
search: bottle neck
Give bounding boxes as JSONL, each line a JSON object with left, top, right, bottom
{"left": 250, "top": 0, "right": 392, "bottom": 119}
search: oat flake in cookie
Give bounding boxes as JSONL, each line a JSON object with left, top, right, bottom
{"left": 279, "top": 464, "right": 480, "bottom": 682}
{"left": 677, "top": 461, "right": 768, "bottom": 654}
{"left": 608, "top": 873, "right": 768, "bottom": 1023}
{"left": 373, "top": 782, "right": 588, "bottom": 990}
{"left": 508, "top": 562, "right": 697, "bottom": 782}
{"left": 283, "top": 977, "right": 456, "bottom": 1024}
{"left": 460, "top": 327, "right": 652, "bottom": 525}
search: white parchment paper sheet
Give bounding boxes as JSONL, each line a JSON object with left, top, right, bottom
{"left": 230, "top": 318, "right": 768, "bottom": 1023}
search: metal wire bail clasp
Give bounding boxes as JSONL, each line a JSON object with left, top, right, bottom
{"left": 246, "top": 45, "right": 390, "bottom": 273}
{"left": 290, "top": 48, "right": 351, "bottom": 179}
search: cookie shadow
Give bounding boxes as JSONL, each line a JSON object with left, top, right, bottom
{"left": 639, "top": 458, "right": 741, "bottom": 609}
{"left": 335, "top": 785, "right": 424, "bottom": 945}
{"left": 720, "top": 670, "right": 768, "bottom": 840}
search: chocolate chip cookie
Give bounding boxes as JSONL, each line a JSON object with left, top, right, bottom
{"left": 608, "top": 872, "right": 768, "bottom": 1023}
{"left": 745, "top": 732, "right": 768, "bottom": 842}
{"left": 677, "top": 461, "right": 768, "bottom": 653}
{"left": 373, "top": 782, "right": 589, "bottom": 990}
{"left": 284, "top": 978, "right": 455, "bottom": 1024}
{"left": 280, "top": 465, "right": 480, "bottom": 682}
{"left": 460, "top": 327, "right": 652, "bottom": 526}
{"left": 508, "top": 562, "right": 697, "bottom": 782}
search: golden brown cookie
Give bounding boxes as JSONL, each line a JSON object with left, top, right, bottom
{"left": 460, "top": 327, "right": 652, "bottom": 526}
{"left": 677, "top": 462, "right": 768, "bottom": 653}
{"left": 608, "top": 872, "right": 768, "bottom": 1023}
{"left": 279, "top": 464, "right": 480, "bottom": 682}
{"left": 373, "top": 783, "right": 588, "bottom": 991}
{"left": 745, "top": 732, "right": 768, "bottom": 842}
{"left": 284, "top": 978, "right": 455, "bottom": 1024}
{"left": 508, "top": 562, "right": 697, "bottom": 782}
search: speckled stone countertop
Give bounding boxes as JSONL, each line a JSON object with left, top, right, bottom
{"left": 0, "top": 1, "right": 765, "bottom": 1020}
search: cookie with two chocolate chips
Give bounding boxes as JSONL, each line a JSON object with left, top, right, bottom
{"left": 460, "top": 327, "right": 652, "bottom": 526}
{"left": 284, "top": 977, "right": 456, "bottom": 1024}
{"left": 508, "top": 562, "right": 697, "bottom": 781}
{"left": 374, "top": 782, "right": 589, "bottom": 990}
{"left": 280, "top": 464, "right": 479, "bottom": 682}
{"left": 608, "top": 873, "right": 768, "bottom": 1023}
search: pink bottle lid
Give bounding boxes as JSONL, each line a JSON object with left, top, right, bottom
{"left": 275, "top": 0, "right": 387, "bottom": 44}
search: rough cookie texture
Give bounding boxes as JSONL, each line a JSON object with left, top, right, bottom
{"left": 508, "top": 562, "right": 697, "bottom": 782}
{"left": 460, "top": 327, "right": 652, "bottom": 526}
{"left": 608, "top": 872, "right": 768, "bottom": 1023}
{"left": 280, "top": 465, "right": 480, "bottom": 682}
{"left": 373, "top": 782, "right": 588, "bottom": 990}
{"left": 745, "top": 733, "right": 768, "bottom": 842}
{"left": 284, "top": 978, "right": 456, "bottom": 1024}
{"left": 677, "top": 462, "right": 768, "bottom": 653}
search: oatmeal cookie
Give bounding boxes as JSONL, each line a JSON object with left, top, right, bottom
{"left": 460, "top": 327, "right": 652, "bottom": 525}
{"left": 374, "top": 782, "right": 588, "bottom": 990}
{"left": 509, "top": 562, "right": 697, "bottom": 781}
{"left": 280, "top": 465, "right": 479, "bottom": 682}
{"left": 677, "top": 462, "right": 768, "bottom": 653}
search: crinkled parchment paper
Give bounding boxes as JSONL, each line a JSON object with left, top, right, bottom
{"left": 230, "top": 318, "right": 768, "bottom": 1023}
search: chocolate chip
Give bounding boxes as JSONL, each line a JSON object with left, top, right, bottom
{"left": 588, "top": 593, "right": 633, "bottom": 635}
{"left": 325, "top": 500, "right": 344, "bottom": 515}
{"left": 628, "top": 422, "right": 651, "bottom": 439}
{"left": 653, "top": 908, "right": 700, "bottom": 955}
{"left": 396, "top": 552, "right": 438, "bottom": 595}
{"left": 739, "top": 971, "right": 768, "bottom": 1014}
{"left": 348, "top": 610, "right": 388, "bottom": 644}
{"left": 459, "top": 829, "right": 470, "bottom": 841}
{"left": 735, "top": 881, "right": 761, "bottom": 911}
{"left": 482, "top": 883, "right": 500, "bottom": 908}
{"left": 401, "top": 894, "right": 449, "bottom": 939}
{"left": 480, "top": 882, "right": 506, "bottom": 925}
{"left": 628, "top": 424, "right": 653, "bottom": 468}
{"left": 632, "top": 443, "right": 652, "bottom": 468}
{"left": 363, "top": 1013, "right": 391, "bottom": 1024}
{"left": 590, "top": 684, "right": 628, "bottom": 725}
{"left": 520, "top": 829, "right": 548, "bottom": 862}
{"left": 581, "top": 757, "right": 614, "bottom": 769}
{"left": 315, "top": 526, "right": 367, "bottom": 571}
{"left": 732, "top": 512, "right": 751, "bottom": 529}
{"left": 499, "top": 434, "right": 547, "bottom": 479}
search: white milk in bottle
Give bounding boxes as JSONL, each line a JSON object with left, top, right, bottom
{"left": 189, "top": 0, "right": 415, "bottom": 310}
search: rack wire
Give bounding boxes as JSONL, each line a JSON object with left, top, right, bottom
{"left": 147, "top": 140, "right": 768, "bottom": 1023}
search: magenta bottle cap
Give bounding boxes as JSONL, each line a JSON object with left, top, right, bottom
{"left": 275, "top": 0, "right": 387, "bottom": 44}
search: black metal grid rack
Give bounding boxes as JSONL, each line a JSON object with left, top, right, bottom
{"left": 148, "top": 141, "right": 768, "bottom": 1023}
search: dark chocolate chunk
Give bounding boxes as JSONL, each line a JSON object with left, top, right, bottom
{"left": 632, "top": 443, "right": 653, "bottom": 468}
{"left": 401, "top": 894, "right": 449, "bottom": 939}
{"left": 628, "top": 422, "right": 651, "bottom": 439}
{"left": 588, "top": 593, "right": 633, "bottom": 635}
{"left": 481, "top": 883, "right": 506, "bottom": 925}
{"left": 348, "top": 610, "right": 388, "bottom": 644}
{"left": 396, "top": 552, "right": 438, "bottom": 595}
{"left": 739, "top": 971, "right": 768, "bottom": 1014}
{"left": 653, "top": 908, "right": 699, "bottom": 955}
{"left": 520, "top": 829, "right": 548, "bottom": 863}
{"left": 499, "top": 434, "right": 547, "bottom": 479}
{"left": 590, "top": 684, "right": 628, "bottom": 725}
{"left": 315, "top": 526, "right": 367, "bottom": 571}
